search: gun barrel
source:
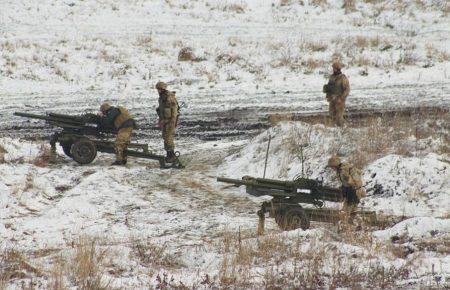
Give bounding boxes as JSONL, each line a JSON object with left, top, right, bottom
{"left": 253, "top": 177, "right": 295, "bottom": 187}
{"left": 217, "top": 177, "right": 294, "bottom": 191}
{"left": 15, "top": 111, "right": 86, "bottom": 126}
{"left": 218, "top": 176, "right": 344, "bottom": 202}
{"left": 14, "top": 112, "right": 50, "bottom": 121}
{"left": 217, "top": 177, "right": 245, "bottom": 185}
{"left": 48, "top": 113, "right": 84, "bottom": 123}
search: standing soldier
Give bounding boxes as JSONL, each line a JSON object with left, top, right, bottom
{"left": 99, "top": 103, "right": 136, "bottom": 165}
{"left": 155, "top": 81, "right": 179, "bottom": 163}
{"left": 323, "top": 61, "right": 350, "bottom": 126}
{"left": 327, "top": 156, "right": 365, "bottom": 214}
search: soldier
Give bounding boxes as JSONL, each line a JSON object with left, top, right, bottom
{"left": 155, "top": 81, "right": 180, "bottom": 163}
{"left": 327, "top": 156, "right": 365, "bottom": 214}
{"left": 99, "top": 103, "right": 136, "bottom": 165}
{"left": 323, "top": 61, "right": 350, "bottom": 127}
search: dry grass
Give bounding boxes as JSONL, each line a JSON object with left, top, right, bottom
{"left": 222, "top": 4, "right": 246, "bottom": 14}
{"left": 345, "top": 110, "right": 449, "bottom": 168}
{"left": 303, "top": 58, "right": 325, "bottom": 74}
{"left": 215, "top": 53, "right": 242, "bottom": 65}
{"left": 134, "top": 35, "right": 152, "bottom": 47}
{"left": 0, "top": 246, "right": 44, "bottom": 288}
{"left": 210, "top": 225, "right": 422, "bottom": 289}
{"left": 343, "top": 0, "right": 356, "bottom": 13}
{"left": 426, "top": 44, "right": 450, "bottom": 62}
{"left": 33, "top": 145, "right": 52, "bottom": 167}
{"left": 178, "top": 47, "right": 205, "bottom": 62}
{"left": 310, "top": 0, "right": 328, "bottom": 8}
{"left": 130, "top": 237, "right": 181, "bottom": 269}
{"left": 397, "top": 50, "right": 418, "bottom": 66}
{"left": 0, "top": 145, "right": 6, "bottom": 163}
{"left": 68, "top": 238, "right": 111, "bottom": 290}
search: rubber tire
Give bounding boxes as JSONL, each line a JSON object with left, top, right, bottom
{"left": 71, "top": 139, "right": 97, "bottom": 165}
{"left": 60, "top": 142, "right": 73, "bottom": 157}
{"left": 275, "top": 207, "right": 310, "bottom": 231}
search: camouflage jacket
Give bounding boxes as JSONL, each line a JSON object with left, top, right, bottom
{"left": 323, "top": 72, "right": 350, "bottom": 101}
{"left": 101, "top": 106, "right": 135, "bottom": 130}
{"left": 337, "top": 162, "right": 362, "bottom": 189}
{"left": 157, "top": 90, "right": 179, "bottom": 122}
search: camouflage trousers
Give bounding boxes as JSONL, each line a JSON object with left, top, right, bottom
{"left": 329, "top": 98, "right": 345, "bottom": 127}
{"left": 115, "top": 127, "right": 133, "bottom": 161}
{"left": 162, "top": 119, "right": 176, "bottom": 151}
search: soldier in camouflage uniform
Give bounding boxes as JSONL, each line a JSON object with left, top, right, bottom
{"left": 327, "top": 156, "right": 365, "bottom": 213}
{"left": 155, "top": 82, "right": 179, "bottom": 163}
{"left": 100, "top": 103, "right": 136, "bottom": 165}
{"left": 323, "top": 61, "right": 350, "bottom": 127}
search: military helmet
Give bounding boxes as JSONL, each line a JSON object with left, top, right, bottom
{"left": 100, "top": 102, "right": 111, "bottom": 113}
{"left": 332, "top": 61, "right": 343, "bottom": 70}
{"left": 327, "top": 156, "right": 341, "bottom": 168}
{"left": 155, "top": 81, "right": 168, "bottom": 90}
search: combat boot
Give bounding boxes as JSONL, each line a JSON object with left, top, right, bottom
{"left": 112, "top": 160, "right": 126, "bottom": 166}
{"left": 165, "top": 150, "right": 177, "bottom": 163}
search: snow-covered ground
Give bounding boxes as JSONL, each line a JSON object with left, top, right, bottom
{"left": 1, "top": 121, "right": 449, "bottom": 288}
{"left": 1, "top": 0, "right": 449, "bottom": 141}
{"left": 1, "top": 0, "right": 449, "bottom": 289}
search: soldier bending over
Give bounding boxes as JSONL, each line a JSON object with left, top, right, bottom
{"left": 327, "top": 156, "right": 365, "bottom": 215}
{"left": 99, "top": 103, "right": 136, "bottom": 165}
{"left": 323, "top": 61, "right": 350, "bottom": 127}
{"left": 155, "top": 81, "right": 180, "bottom": 163}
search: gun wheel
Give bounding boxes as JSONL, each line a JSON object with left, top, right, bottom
{"left": 72, "top": 139, "right": 97, "bottom": 165}
{"left": 275, "top": 207, "right": 310, "bottom": 231}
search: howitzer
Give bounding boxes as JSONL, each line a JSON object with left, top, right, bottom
{"left": 217, "top": 176, "right": 382, "bottom": 234}
{"left": 14, "top": 111, "right": 169, "bottom": 168}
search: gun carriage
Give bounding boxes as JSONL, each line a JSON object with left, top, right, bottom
{"left": 217, "top": 176, "right": 382, "bottom": 232}
{"left": 14, "top": 112, "right": 169, "bottom": 168}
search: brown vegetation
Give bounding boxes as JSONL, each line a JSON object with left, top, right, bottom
{"left": 33, "top": 144, "right": 52, "bottom": 167}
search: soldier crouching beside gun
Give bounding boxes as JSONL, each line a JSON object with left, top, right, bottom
{"left": 323, "top": 61, "right": 350, "bottom": 127}
{"left": 327, "top": 156, "right": 366, "bottom": 218}
{"left": 99, "top": 103, "right": 136, "bottom": 166}
{"left": 155, "top": 81, "right": 180, "bottom": 163}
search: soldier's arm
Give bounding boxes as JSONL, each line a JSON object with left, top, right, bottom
{"left": 339, "top": 164, "right": 352, "bottom": 185}
{"left": 100, "top": 108, "right": 120, "bottom": 129}
{"left": 341, "top": 76, "right": 350, "bottom": 98}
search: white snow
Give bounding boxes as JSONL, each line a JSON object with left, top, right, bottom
{"left": 1, "top": 0, "right": 449, "bottom": 288}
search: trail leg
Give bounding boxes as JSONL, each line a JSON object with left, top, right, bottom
{"left": 49, "top": 134, "right": 58, "bottom": 163}
{"left": 257, "top": 208, "right": 265, "bottom": 236}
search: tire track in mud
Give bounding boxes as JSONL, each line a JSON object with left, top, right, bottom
{"left": 1, "top": 82, "right": 449, "bottom": 141}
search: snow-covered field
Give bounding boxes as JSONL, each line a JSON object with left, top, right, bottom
{"left": 1, "top": 0, "right": 449, "bottom": 289}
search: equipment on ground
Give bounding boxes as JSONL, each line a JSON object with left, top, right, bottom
{"left": 217, "top": 175, "right": 393, "bottom": 233}
{"left": 14, "top": 112, "right": 183, "bottom": 168}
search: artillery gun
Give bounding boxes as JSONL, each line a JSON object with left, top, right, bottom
{"left": 14, "top": 112, "right": 175, "bottom": 168}
{"left": 217, "top": 176, "right": 384, "bottom": 233}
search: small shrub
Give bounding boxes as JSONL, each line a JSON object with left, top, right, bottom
{"left": 135, "top": 36, "right": 152, "bottom": 47}
{"left": 178, "top": 47, "right": 204, "bottom": 62}
{"left": 306, "top": 41, "right": 328, "bottom": 52}
{"left": 130, "top": 238, "right": 181, "bottom": 268}
{"left": 215, "top": 53, "right": 242, "bottom": 65}
{"left": 397, "top": 51, "right": 418, "bottom": 65}
{"left": 223, "top": 4, "right": 246, "bottom": 13}
{"left": 310, "top": 0, "right": 328, "bottom": 8}
{"left": 343, "top": 0, "right": 356, "bottom": 13}
{"left": 69, "top": 238, "right": 111, "bottom": 290}
{"left": 303, "top": 58, "right": 324, "bottom": 74}
{"left": 33, "top": 145, "right": 52, "bottom": 167}
{"left": 0, "top": 145, "right": 7, "bottom": 163}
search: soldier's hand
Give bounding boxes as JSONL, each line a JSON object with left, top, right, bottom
{"left": 157, "top": 120, "right": 164, "bottom": 129}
